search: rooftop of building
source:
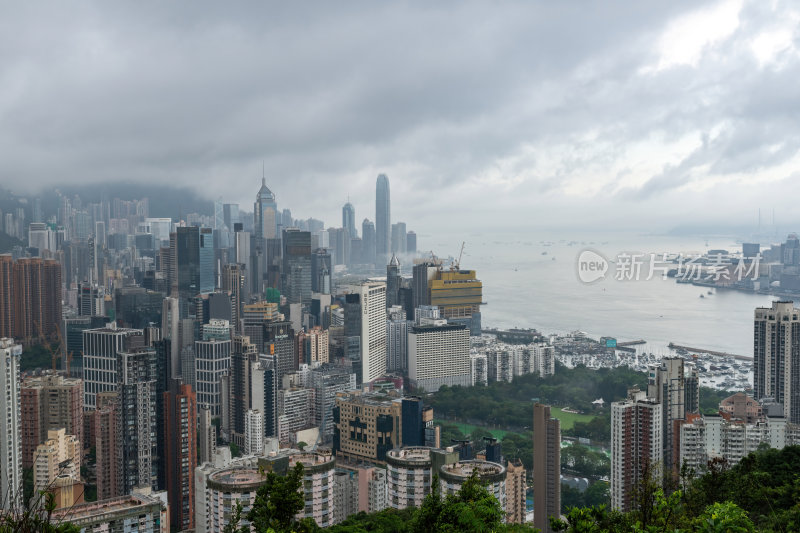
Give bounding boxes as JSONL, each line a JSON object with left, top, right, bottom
{"left": 207, "top": 467, "right": 266, "bottom": 491}
{"left": 336, "top": 390, "right": 402, "bottom": 406}
{"left": 386, "top": 447, "right": 432, "bottom": 465}
{"left": 439, "top": 460, "right": 506, "bottom": 483}
{"left": 289, "top": 452, "right": 336, "bottom": 471}
{"left": 53, "top": 494, "right": 160, "bottom": 522}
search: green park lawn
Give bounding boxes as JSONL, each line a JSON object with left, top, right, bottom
{"left": 550, "top": 407, "right": 596, "bottom": 430}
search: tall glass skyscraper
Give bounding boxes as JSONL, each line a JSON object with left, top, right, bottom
{"left": 199, "top": 227, "right": 215, "bottom": 294}
{"left": 375, "top": 174, "right": 391, "bottom": 262}
{"left": 254, "top": 178, "right": 277, "bottom": 239}
{"left": 342, "top": 202, "right": 356, "bottom": 239}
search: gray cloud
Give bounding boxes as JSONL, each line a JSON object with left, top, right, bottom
{"left": 0, "top": 0, "right": 798, "bottom": 234}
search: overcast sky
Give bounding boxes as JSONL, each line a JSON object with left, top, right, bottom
{"left": 1, "top": 1, "right": 799, "bottom": 235}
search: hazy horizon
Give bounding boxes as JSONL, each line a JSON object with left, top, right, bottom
{"left": 3, "top": 1, "right": 800, "bottom": 236}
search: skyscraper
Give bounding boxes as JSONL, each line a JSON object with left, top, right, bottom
{"left": 386, "top": 254, "right": 401, "bottom": 308}
{"left": 199, "top": 227, "right": 215, "bottom": 294}
{"left": 170, "top": 226, "right": 202, "bottom": 302}
{"left": 251, "top": 355, "right": 279, "bottom": 438}
{"left": 611, "top": 388, "right": 663, "bottom": 512}
{"left": 647, "top": 357, "right": 699, "bottom": 474}
{"left": 754, "top": 301, "right": 800, "bottom": 423}
{"left": 197, "top": 405, "right": 216, "bottom": 465}
{"left": 282, "top": 229, "right": 312, "bottom": 305}
{"left": 387, "top": 306, "right": 409, "bottom": 373}
{"left": 375, "top": 174, "right": 391, "bottom": 262}
{"left": 391, "top": 222, "right": 407, "bottom": 254}
{"left": 117, "top": 347, "right": 158, "bottom": 495}
{"left": 362, "top": 219, "right": 376, "bottom": 265}
{"left": 352, "top": 282, "right": 387, "bottom": 384}
{"left": 406, "top": 231, "right": 417, "bottom": 255}
{"left": 0, "top": 338, "right": 22, "bottom": 510}
{"left": 408, "top": 321, "right": 471, "bottom": 392}
{"left": 0, "top": 256, "right": 62, "bottom": 341}
{"left": 194, "top": 320, "right": 232, "bottom": 417}
{"left": 533, "top": 403, "right": 560, "bottom": 533}
{"left": 254, "top": 178, "right": 278, "bottom": 240}
{"left": 164, "top": 380, "right": 197, "bottom": 531}
{"left": 229, "top": 335, "right": 257, "bottom": 446}
{"left": 82, "top": 327, "right": 145, "bottom": 409}
{"left": 94, "top": 392, "right": 119, "bottom": 500}
{"left": 20, "top": 373, "right": 83, "bottom": 469}
{"left": 412, "top": 262, "right": 438, "bottom": 310}
{"left": 342, "top": 202, "right": 356, "bottom": 239}
{"left": 311, "top": 248, "right": 331, "bottom": 294}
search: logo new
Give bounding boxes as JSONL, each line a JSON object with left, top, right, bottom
{"left": 577, "top": 249, "right": 608, "bottom": 283}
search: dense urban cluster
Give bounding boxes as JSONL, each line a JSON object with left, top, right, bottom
{"left": 0, "top": 176, "right": 561, "bottom": 533}
{"left": 3, "top": 177, "right": 800, "bottom": 532}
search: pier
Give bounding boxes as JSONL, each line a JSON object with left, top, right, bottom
{"left": 668, "top": 342, "right": 752, "bottom": 361}
{"left": 616, "top": 340, "right": 646, "bottom": 347}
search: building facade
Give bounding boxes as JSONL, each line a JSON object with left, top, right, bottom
{"left": 611, "top": 388, "right": 663, "bottom": 512}
{"left": 0, "top": 338, "right": 22, "bottom": 510}
{"left": 20, "top": 372, "right": 83, "bottom": 469}
{"left": 533, "top": 403, "right": 560, "bottom": 533}
{"left": 754, "top": 301, "right": 800, "bottom": 423}
{"left": 408, "top": 321, "right": 470, "bottom": 392}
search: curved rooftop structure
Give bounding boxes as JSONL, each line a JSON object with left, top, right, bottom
{"left": 439, "top": 460, "right": 506, "bottom": 484}
{"left": 386, "top": 447, "right": 432, "bottom": 467}
{"left": 206, "top": 467, "right": 266, "bottom": 493}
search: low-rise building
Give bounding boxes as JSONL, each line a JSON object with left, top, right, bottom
{"left": 53, "top": 493, "right": 167, "bottom": 533}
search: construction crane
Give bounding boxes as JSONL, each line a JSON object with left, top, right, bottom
{"left": 451, "top": 241, "right": 465, "bottom": 271}
{"left": 35, "top": 321, "right": 72, "bottom": 373}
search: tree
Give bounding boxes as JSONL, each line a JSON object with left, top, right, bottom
{"left": 0, "top": 489, "right": 81, "bottom": 533}
{"left": 693, "top": 502, "right": 755, "bottom": 533}
{"left": 247, "top": 463, "right": 317, "bottom": 533}
{"left": 550, "top": 505, "right": 627, "bottom": 533}
{"left": 410, "top": 471, "right": 505, "bottom": 532}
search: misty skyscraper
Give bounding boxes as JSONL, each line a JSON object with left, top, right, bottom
{"left": 375, "top": 174, "right": 390, "bottom": 262}
{"left": 342, "top": 201, "right": 356, "bottom": 239}
{"left": 362, "top": 218, "right": 376, "bottom": 265}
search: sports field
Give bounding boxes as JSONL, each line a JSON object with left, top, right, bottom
{"left": 550, "top": 407, "right": 596, "bottom": 430}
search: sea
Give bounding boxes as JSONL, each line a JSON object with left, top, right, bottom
{"left": 426, "top": 231, "right": 778, "bottom": 358}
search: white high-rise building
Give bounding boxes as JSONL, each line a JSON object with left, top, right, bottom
{"left": 244, "top": 409, "right": 264, "bottom": 455}
{"left": 28, "top": 222, "right": 55, "bottom": 255}
{"left": 414, "top": 305, "right": 440, "bottom": 325}
{"left": 195, "top": 321, "right": 232, "bottom": 417}
{"left": 408, "top": 321, "right": 470, "bottom": 392}
{"left": 0, "top": 338, "right": 22, "bottom": 510}
{"left": 534, "top": 343, "right": 556, "bottom": 377}
{"left": 611, "top": 388, "right": 663, "bottom": 512}
{"left": 352, "top": 282, "right": 387, "bottom": 384}
{"left": 470, "top": 353, "right": 488, "bottom": 386}
{"left": 679, "top": 414, "right": 800, "bottom": 474}
{"left": 487, "top": 348, "right": 514, "bottom": 383}
{"left": 754, "top": 301, "right": 800, "bottom": 423}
